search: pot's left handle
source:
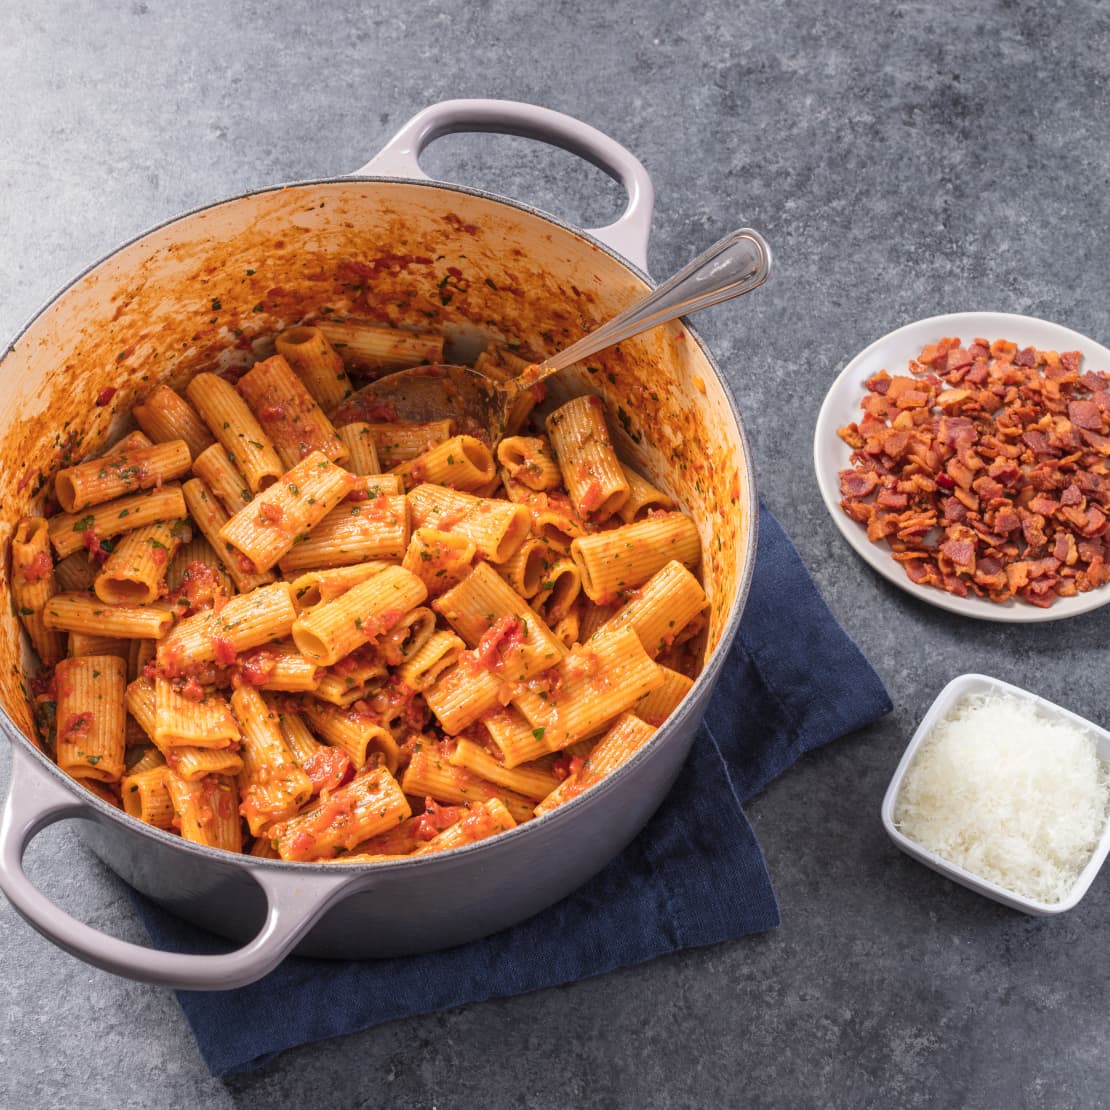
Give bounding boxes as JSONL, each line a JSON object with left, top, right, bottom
{"left": 0, "top": 743, "right": 363, "bottom": 990}
{"left": 352, "top": 98, "right": 655, "bottom": 272}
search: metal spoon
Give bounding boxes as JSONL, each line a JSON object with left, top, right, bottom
{"left": 330, "top": 226, "right": 772, "bottom": 440}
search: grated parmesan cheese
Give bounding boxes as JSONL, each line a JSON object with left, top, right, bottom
{"left": 894, "top": 689, "right": 1110, "bottom": 904}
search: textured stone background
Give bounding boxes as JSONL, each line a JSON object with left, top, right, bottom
{"left": 2, "top": 1, "right": 1110, "bottom": 1107}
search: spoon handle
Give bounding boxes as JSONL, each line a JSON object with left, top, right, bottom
{"left": 539, "top": 227, "right": 772, "bottom": 377}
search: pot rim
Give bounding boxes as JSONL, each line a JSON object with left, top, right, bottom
{"left": 0, "top": 173, "right": 759, "bottom": 873}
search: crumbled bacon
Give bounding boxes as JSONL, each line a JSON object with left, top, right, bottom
{"left": 837, "top": 337, "right": 1110, "bottom": 607}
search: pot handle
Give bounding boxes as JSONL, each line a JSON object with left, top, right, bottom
{"left": 0, "top": 743, "right": 363, "bottom": 990}
{"left": 352, "top": 98, "right": 655, "bottom": 271}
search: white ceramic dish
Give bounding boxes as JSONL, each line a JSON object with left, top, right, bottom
{"left": 881, "top": 673, "right": 1110, "bottom": 916}
{"left": 814, "top": 310, "right": 1110, "bottom": 622}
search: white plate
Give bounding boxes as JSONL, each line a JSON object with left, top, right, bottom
{"left": 814, "top": 311, "right": 1110, "bottom": 623}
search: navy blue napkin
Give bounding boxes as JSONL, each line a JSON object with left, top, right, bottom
{"left": 132, "top": 502, "right": 891, "bottom": 1076}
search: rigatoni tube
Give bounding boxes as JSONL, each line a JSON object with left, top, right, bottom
{"left": 55, "top": 440, "right": 192, "bottom": 513}
{"left": 496, "top": 436, "right": 562, "bottom": 491}
{"left": 512, "top": 627, "right": 663, "bottom": 749}
{"left": 432, "top": 562, "right": 565, "bottom": 680}
{"left": 291, "top": 564, "right": 428, "bottom": 666}
{"left": 392, "top": 435, "right": 495, "bottom": 492}
{"left": 157, "top": 581, "right": 296, "bottom": 669}
{"left": 593, "top": 559, "right": 707, "bottom": 657}
{"left": 238, "top": 354, "right": 348, "bottom": 470}
{"left": 94, "top": 520, "right": 186, "bottom": 605}
{"left": 300, "top": 699, "right": 398, "bottom": 771}
{"left": 411, "top": 798, "right": 517, "bottom": 855}
{"left": 54, "top": 655, "right": 127, "bottom": 783}
{"left": 48, "top": 484, "right": 187, "bottom": 559}
{"left": 402, "top": 527, "right": 477, "bottom": 596}
{"left": 191, "top": 444, "right": 253, "bottom": 514}
{"left": 231, "top": 686, "right": 313, "bottom": 836}
{"left": 267, "top": 765, "right": 411, "bottom": 861}
{"left": 534, "top": 713, "right": 657, "bottom": 816}
{"left": 407, "top": 483, "right": 530, "bottom": 563}
{"left": 276, "top": 493, "right": 409, "bottom": 572}
{"left": 44, "top": 594, "right": 175, "bottom": 640}
{"left": 133, "top": 385, "right": 216, "bottom": 460}
{"left": 334, "top": 422, "right": 381, "bottom": 475}
{"left": 11, "top": 516, "right": 66, "bottom": 664}
{"left": 316, "top": 319, "right": 444, "bottom": 375}
{"left": 165, "top": 772, "right": 242, "bottom": 852}
{"left": 400, "top": 745, "right": 535, "bottom": 825}
{"left": 275, "top": 325, "right": 353, "bottom": 410}
{"left": 546, "top": 394, "right": 629, "bottom": 520}
{"left": 185, "top": 372, "right": 283, "bottom": 493}
{"left": 570, "top": 512, "right": 701, "bottom": 603}
{"left": 181, "top": 478, "right": 275, "bottom": 593}
{"left": 218, "top": 451, "right": 356, "bottom": 572}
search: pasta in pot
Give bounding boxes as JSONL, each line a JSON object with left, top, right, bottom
{"left": 13, "top": 322, "right": 708, "bottom": 862}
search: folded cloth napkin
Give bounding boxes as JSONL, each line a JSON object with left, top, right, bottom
{"left": 132, "top": 502, "right": 891, "bottom": 1076}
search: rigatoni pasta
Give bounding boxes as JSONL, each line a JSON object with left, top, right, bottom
{"left": 571, "top": 512, "right": 701, "bottom": 603}
{"left": 334, "top": 422, "right": 381, "bottom": 476}
{"left": 186, "top": 372, "right": 283, "bottom": 493}
{"left": 48, "top": 483, "right": 187, "bottom": 559}
{"left": 54, "top": 439, "right": 192, "bottom": 514}
{"left": 94, "top": 520, "right": 185, "bottom": 605}
{"left": 275, "top": 325, "right": 353, "bottom": 410}
{"left": 54, "top": 655, "right": 127, "bottom": 783}
{"left": 191, "top": 444, "right": 253, "bottom": 514}
{"left": 546, "top": 394, "right": 630, "bottom": 520}
{"left": 392, "top": 435, "right": 496, "bottom": 492}
{"left": 218, "top": 451, "right": 356, "bottom": 572}
{"left": 276, "top": 491, "right": 410, "bottom": 572}
{"left": 11, "top": 517, "right": 66, "bottom": 664}
{"left": 14, "top": 311, "right": 708, "bottom": 864}
{"left": 133, "top": 385, "right": 216, "bottom": 460}
{"left": 362, "top": 419, "right": 455, "bottom": 467}
{"left": 237, "top": 354, "right": 348, "bottom": 470}
{"left": 315, "top": 319, "right": 444, "bottom": 376}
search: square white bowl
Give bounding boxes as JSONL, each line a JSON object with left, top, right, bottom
{"left": 881, "top": 673, "right": 1110, "bottom": 916}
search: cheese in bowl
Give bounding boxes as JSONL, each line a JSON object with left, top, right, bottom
{"left": 882, "top": 674, "right": 1110, "bottom": 914}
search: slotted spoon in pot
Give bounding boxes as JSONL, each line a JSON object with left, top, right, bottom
{"left": 329, "top": 226, "right": 772, "bottom": 441}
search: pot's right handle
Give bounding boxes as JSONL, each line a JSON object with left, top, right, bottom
{"left": 0, "top": 743, "right": 364, "bottom": 990}
{"left": 353, "top": 99, "right": 655, "bottom": 272}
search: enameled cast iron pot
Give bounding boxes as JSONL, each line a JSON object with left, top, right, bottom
{"left": 0, "top": 100, "right": 757, "bottom": 989}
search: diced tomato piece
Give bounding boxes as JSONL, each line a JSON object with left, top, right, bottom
{"left": 301, "top": 747, "right": 352, "bottom": 794}
{"left": 413, "top": 798, "right": 468, "bottom": 840}
{"left": 19, "top": 550, "right": 53, "bottom": 582}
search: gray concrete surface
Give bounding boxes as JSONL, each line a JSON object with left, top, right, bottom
{"left": 2, "top": 1, "right": 1109, "bottom": 1107}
